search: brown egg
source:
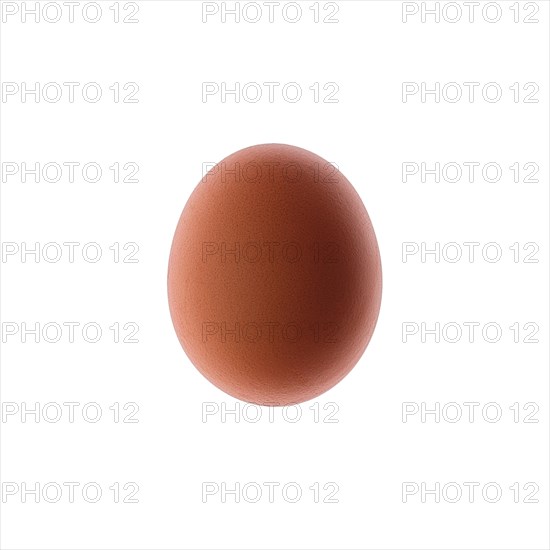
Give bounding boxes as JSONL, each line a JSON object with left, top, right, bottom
{"left": 168, "top": 144, "right": 382, "bottom": 406}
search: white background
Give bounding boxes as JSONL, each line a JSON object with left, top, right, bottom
{"left": 1, "top": 1, "right": 549, "bottom": 549}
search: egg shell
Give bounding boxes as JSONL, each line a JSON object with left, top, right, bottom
{"left": 168, "top": 143, "right": 382, "bottom": 405}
